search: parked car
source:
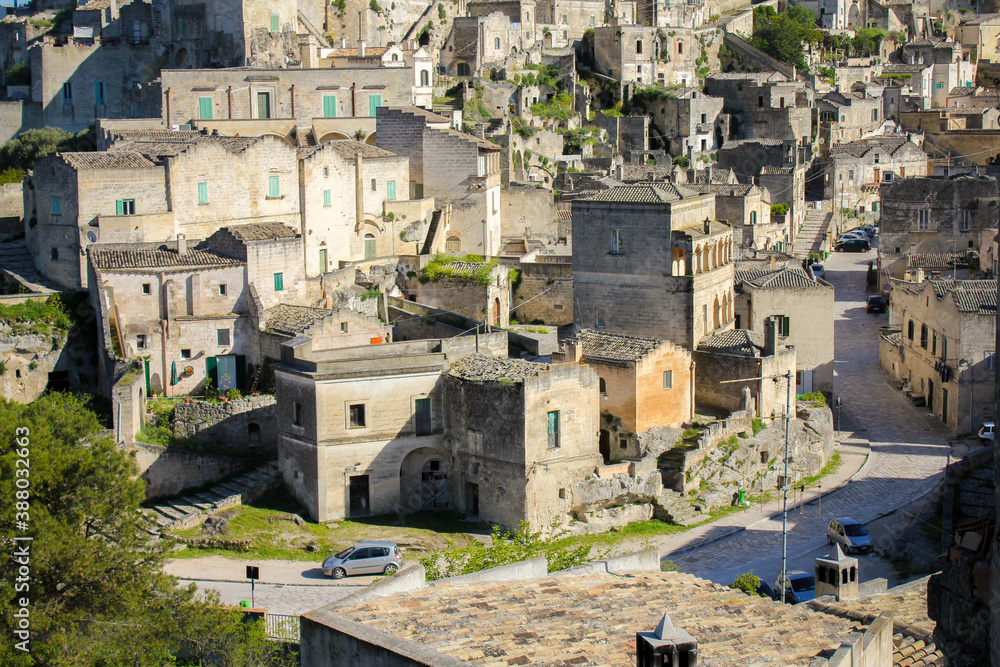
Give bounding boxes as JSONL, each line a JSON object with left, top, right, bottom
{"left": 835, "top": 239, "right": 871, "bottom": 252}
{"left": 847, "top": 226, "right": 876, "bottom": 238}
{"left": 827, "top": 518, "right": 873, "bottom": 554}
{"left": 809, "top": 264, "right": 825, "bottom": 279}
{"left": 837, "top": 232, "right": 868, "bottom": 243}
{"left": 774, "top": 571, "right": 816, "bottom": 604}
{"left": 322, "top": 541, "right": 403, "bottom": 579}
{"left": 866, "top": 295, "right": 886, "bottom": 313}
{"left": 979, "top": 422, "right": 995, "bottom": 442}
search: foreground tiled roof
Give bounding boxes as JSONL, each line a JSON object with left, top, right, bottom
{"left": 721, "top": 138, "right": 785, "bottom": 149}
{"left": 576, "top": 329, "right": 664, "bottom": 364}
{"left": 264, "top": 304, "right": 334, "bottom": 336}
{"left": 112, "top": 134, "right": 259, "bottom": 157}
{"left": 582, "top": 183, "right": 691, "bottom": 203}
{"left": 327, "top": 46, "right": 390, "bottom": 57}
{"left": 760, "top": 166, "right": 793, "bottom": 175}
{"left": 60, "top": 151, "right": 157, "bottom": 170}
{"left": 328, "top": 569, "right": 861, "bottom": 666}
{"left": 906, "top": 252, "right": 964, "bottom": 268}
{"left": 739, "top": 266, "right": 827, "bottom": 290}
{"left": 829, "top": 137, "right": 919, "bottom": 158}
{"left": 448, "top": 354, "right": 549, "bottom": 382}
{"left": 91, "top": 246, "right": 241, "bottom": 270}
{"left": 698, "top": 329, "right": 766, "bottom": 356}
{"left": 225, "top": 223, "right": 298, "bottom": 242}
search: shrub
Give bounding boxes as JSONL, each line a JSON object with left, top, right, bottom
{"left": 369, "top": 0, "right": 381, "bottom": 11}
{"left": 751, "top": 418, "right": 765, "bottom": 436}
{"left": 798, "top": 391, "right": 827, "bottom": 406}
{"left": 4, "top": 61, "right": 29, "bottom": 86}
{"left": 438, "top": 3, "right": 446, "bottom": 19}
{"left": 770, "top": 203, "right": 789, "bottom": 216}
{"left": 730, "top": 571, "right": 761, "bottom": 596}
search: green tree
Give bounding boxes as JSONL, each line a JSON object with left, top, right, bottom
{"left": 730, "top": 571, "right": 761, "bottom": 596}
{"left": 0, "top": 127, "right": 93, "bottom": 173}
{"left": 0, "top": 393, "right": 294, "bottom": 666}
{"left": 751, "top": 6, "right": 821, "bottom": 72}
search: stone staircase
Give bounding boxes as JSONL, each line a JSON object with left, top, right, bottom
{"left": 142, "top": 462, "right": 281, "bottom": 534}
{"left": 793, "top": 211, "right": 833, "bottom": 259}
{"left": 0, "top": 241, "right": 59, "bottom": 293}
{"left": 655, "top": 489, "right": 702, "bottom": 527}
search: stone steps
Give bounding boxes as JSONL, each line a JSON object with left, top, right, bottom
{"left": 656, "top": 490, "right": 702, "bottom": 526}
{"left": 0, "top": 241, "right": 60, "bottom": 293}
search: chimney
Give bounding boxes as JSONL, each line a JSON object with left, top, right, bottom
{"left": 815, "top": 543, "right": 860, "bottom": 601}
{"left": 636, "top": 613, "right": 697, "bottom": 667}
{"left": 109, "top": 0, "right": 118, "bottom": 20}
{"left": 341, "top": 37, "right": 347, "bottom": 48}
{"left": 764, "top": 318, "right": 777, "bottom": 357}
{"left": 915, "top": 267, "right": 925, "bottom": 283}
{"left": 359, "top": 40, "right": 366, "bottom": 58}
{"left": 769, "top": 254, "right": 777, "bottom": 269}
{"left": 703, "top": 218, "right": 711, "bottom": 234}
{"left": 177, "top": 234, "right": 187, "bottom": 256}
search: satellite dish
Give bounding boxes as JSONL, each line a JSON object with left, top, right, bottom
{"left": 993, "top": 78, "right": 1000, "bottom": 86}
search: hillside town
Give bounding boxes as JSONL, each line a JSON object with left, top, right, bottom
{"left": 1, "top": 0, "right": 1000, "bottom": 664}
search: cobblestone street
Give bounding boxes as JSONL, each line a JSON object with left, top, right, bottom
{"left": 661, "top": 246, "right": 953, "bottom": 586}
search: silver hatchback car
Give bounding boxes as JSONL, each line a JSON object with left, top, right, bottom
{"left": 322, "top": 540, "right": 402, "bottom": 579}
{"left": 827, "top": 518, "right": 873, "bottom": 554}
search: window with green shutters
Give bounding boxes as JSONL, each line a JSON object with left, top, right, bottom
{"left": 270, "top": 13, "right": 279, "bottom": 32}
{"left": 199, "top": 97, "right": 213, "bottom": 120}
{"left": 323, "top": 95, "right": 337, "bottom": 118}
{"left": 94, "top": 81, "right": 105, "bottom": 105}
{"left": 387, "top": 181, "right": 396, "bottom": 201}
{"left": 274, "top": 272, "right": 284, "bottom": 291}
{"left": 50, "top": 197, "right": 61, "bottom": 216}
{"left": 197, "top": 181, "right": 208, "bottom": 204}
{"left": 116, "top": 199, "right": 135, "bottom": 215}
{"left": 547, "top": 410, "right": 560, "bottom": 448}
{"left": 268, "top": 176, "right": 280, "bottom": 198}
{"left": 369, "top": 94, "right": 382, "bottom": 117}
{"left": 323, "top": 190, "right": 332, "bottom": 207}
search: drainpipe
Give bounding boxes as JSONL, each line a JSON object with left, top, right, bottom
{"left": 227, "top": 86, "right": 232, "bottom": 119}
{"left": 159, "top": 273, "right": 169, "bottom": 397}
{"left": 355, "top": 152, "right": 365, "bottom": 232}
{"left": 290, "top": 84, "right": 296, "bottom": 118}
{"left": 351, "top": 83, "right": 357, "bottom": 117}
{"left": 690, "top": 361, "right": 696, "bottom": 420}
{"left": 165, "top": 88, "right": 171, "bottom": 127}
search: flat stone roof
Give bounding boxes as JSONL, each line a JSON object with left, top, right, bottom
{"left": 327, "top": 569, "right": 862, "bottom": 665}
{"left": 448, "top": 354, "right": 549, "bottom": 383}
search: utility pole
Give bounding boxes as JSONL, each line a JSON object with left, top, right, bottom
{"left": 778, "top": 368, "right": 793, "bottom": 604}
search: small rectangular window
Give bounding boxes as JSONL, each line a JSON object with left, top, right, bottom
{"left": 595, "top": 308, "right": 605, "bottom": 329}
{"left": 136, "top": 334, "right": 146, "bottom": 349}
{"left": 217, "top": 329, "right": 230, "bottom": 346}
{"left": 920, "top": 324, "right": 928, "bottom": 349}
{"left": 293, "top": 402, "right": 302, "bottom": 426}
{"left": 349, "top": 403, "right": 366, "bottom": 428}
{"left": 219, "top": 284, "right": 227, "bottom": 295}
{"left": 50, "top": 197, "right": 61, "bottom": 215}
{"left": 94, "top": 81, "right": 105, "bottom": 105}
{"left": 141, "top": 283, "right": 151, "bottom": 295}
{"left": 559, "top": 487, "right": 566, "bottom": 498}
{"left": 662, "top": 370, "right": 673, "bottom": 390}
{"left": 116, "top": 199, "right": 136, "bottom": 215}
{"left": 341, "top": 322, "right": 349, "bottom": 333}
{"left": 610, "top": 229, "right": 623, "bottom": 253}
{"left": 918, "top": 209, "right": 930, "bottom": 230}
{"left": 619, "top": 438, "right": 628, "bottom": 450}
{"left": 987, "top": 351, "right": 996, "bottom": 371}
{"left": 181, "top": 349, "right": 191, "bottom": 359}
{"left": 268, "top": 176, "right": 281, "bottom": 199}
{"left": 547, "top": 410, "right": 560, "bottom": 448}
{"left": 197, "top": 181, "right": 208, "bottom": 204}
{"left": 777, "top": 316, "right": 790, "bottom": 337}
{"left": 199, "top": 96, "right": 213, "bottom": 120}
{"left": 371, "top": 178, "right": 377, "bottom": 192}
{"left": 323, "top": 190, "right": 332, "bottom": 207}
{"left": 273, "top": 272, "right": 284, "bottom": 291}
{"left": 62, "top": 82, "right": 72, "bottom": 103}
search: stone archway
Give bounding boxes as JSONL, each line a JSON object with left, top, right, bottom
{"left": 400, "top": 447, "right": 450, "bottom": 511}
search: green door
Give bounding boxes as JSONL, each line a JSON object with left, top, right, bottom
{"left": 143, "top": 359, "right": 151, "bottom": 396}
{"left": 369, "top": 94, "right": 382, "bottom": 117}
{"left": 199, "top": 96, "right": 212, "bottom": 120}
{"left": 323, "top": 95, "right": 337, "bottom": 118}
{"left": 364, "top": 234, "right": 376, "bottom": 259}
{"left": 319, "top": 248, "right": 327, "bottom": 273}
{"left": 257, "top": 92, "right": 271, "bottom": 119}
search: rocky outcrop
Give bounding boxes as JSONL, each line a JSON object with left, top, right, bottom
{"left": 570, "top": 472, "right": 662, "bottom": 516}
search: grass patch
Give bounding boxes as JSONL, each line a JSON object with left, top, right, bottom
{"left": 421, "top": 253, "right": 498, "bottom": 285}
{"left": 800, "top": 452, "right": 842, "bottom": 488}
{"left": 751, "top": 418, "right": 765, "bottom": 436}
{"left": 798, "top": 391, "right": 828, "bottom": 407}
{"left": 136, "top": 425, "right": 266, "bottom": 459}
{"left": 0, "top": 295, "right": 72, "bottom": 333}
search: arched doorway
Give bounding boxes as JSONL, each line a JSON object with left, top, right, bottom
{"left": 599, "top": 429, "right": 611, "bottom": 464}
{"left": 456, "top": 62, "right": 470, "bottom": 76}
{"left": 492, "top": 298, "right": 501, "bottom": 325}
{"left": 364, "top": 233, "right": 376, "bottom": 259}
{"left": 318, "top": 131, "right": 351, "bottom": 142}
{"left": 365, "top": 131, "right": 378, "bottom": 145}
{"left": 248, "top": 422, "right": 261, "bottom": 446}
{"left": 421, "top": 459, "right": 448, "bottom": 509}
{"left": 399, "top": 447, "right": 450, "bottom": 511}
{"left": 175, "top": 48, "right": 189, "bottom": 67}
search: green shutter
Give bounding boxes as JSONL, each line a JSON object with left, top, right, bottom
{"left": 269, "top": 176, "right": 280, "bottom": 198}
{"left": 94, "top": 81, "right": 104, "bottom": 105}
{"left": 205, "top": 356, "right": 217, "bottom": 388}
{"left": 199, "top": 97, "right": 213, "bottom": 120}
{"left": 369, "top": 94, "right": 382, "bottom": 117}
{"left": 274, "top": 272, "right": 284, "bottom": 291}
{"left": 387, "top": 181, "right": 396, "bottom": 201}
{"left": 270, "top": 13, "right": 279, "bottom": 31}
{"left": 323, "top": 190, "right": 331, "bottom": 207}
{"left": 197, "top": 181, "right": 208, "bottom": 204}
{"left": 115, "top": 199, "right": 124, "bottom": 215}
{"left": 51, "top": 197, "right": 61, "bottom": 215}
{"left": 236, "top": 354, "right": 247, "bottom": 389}
{"left": 323, "top": 95, "right": 337, "bottom": 118}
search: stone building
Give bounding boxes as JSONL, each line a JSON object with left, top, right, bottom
{"left": 377, "top": 106, "right": 503, "bottom": 256}
{"left": 592, "top": 25, "right": 716, "bottom": 88}
{"left": 571, "top": 183, "right": 736, "bottom": 349}
{"left": 879, "top": 277, "right": 996, "bottom": 434}
{"left": 822, "top": 137, "right": 928, "bottom": 218}
{"left": 716, "top": 138, "right": 811, "bottom": 233}
{"left": 900, "top": 38, "right": 977, "bottom": 108}
{"left": 879, "top": 175, "right": 1000, "bottom": 255}
{"left": 273, "top": 334, "right": 604, "bottom": 529}
{"left": 734, "top": 265, "right": 835, "bottom": 394}
{"left": 639, "top": 87, "right": 724, "bottom": 161}
{"left": 537, "top": 0, "right": 605, "bottom": 44}
{"left": 693, "top": 321, "right": 797, "bottom": 419}
{"left": 692, "top": 183, "right": 784, "bottom": 253}
{"left": 403, "top": 258, "right": 513, "bottom": 327}
{"left": 554, "top": 329, "right": 694, "bottom": 463}
{"left": 636, "top": 0, "right": 705, "bottom": 29}
{"left": 817, "top": 89, "right": 885, "bottom": 148}
{"left": 957, "top": 13, "right": 1000, "bottom": 65}
{"left": 440, "top": 13, "right": 530, "bottom": 76}
{"left": 704, "top": 73, "right": 814, "bottom": 144}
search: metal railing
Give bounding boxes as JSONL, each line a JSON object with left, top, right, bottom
{"left": 265, "top": 614, "right": 299, "bottom": 642}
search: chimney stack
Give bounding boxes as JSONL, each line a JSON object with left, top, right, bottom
{"left": 764, "top": 318, "right": 777, "bottom": 357}
{"left": 341, "top": 37, "right": 347, "bottom": 48}
{"left": 636, "top": 613, "right": 698, "bottom": 667}
{"left": 177, "top": 234, "right": 187, "bottom": 256}
{"left": 703, "top": 218, "right": 711, "bottom": 234}
{"left": 359, "top": 40, "right": 366, "bottom": 58}
{"left": 815, "top": 543, "right": 860, "bottom": 601}
{"left": 915, "top": 267, "right": 925, "bottom": 283}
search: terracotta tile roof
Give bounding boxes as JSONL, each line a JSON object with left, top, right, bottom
{"left": 323, "top": 140, "right": 398, "bottom": 160}
{"left": 264, "top": 304, "right": 334, "bottom": 336}
{"left": 225, "top": 223, "right": 298, "bottom": 242}
{"left": 328, "top": 46, "right": 389, "bottom": 57}
{"left": 60, "top": 151, "right": 157, "bottom": 170}
{"left": 576, "top": 329, "right": 665, "bottom": 364}
{"left": 91, "top": 245, "right": 241, "bottom": 271}
{"left": 698, "top": 329, "right": 766, "bottom": 356}
{"left": 448, "top": 354, "right": 549, "bottom": 382}
{"left": 829, "top": 137, "right": 918, "bottom": 158}
{"left": 111, "top": 134, "right": 259, "bottom": 158}
{"left": 582, "top": 183, "right": 691, "bottom": 203}
{"left": 739, "top": 266, "right": 828, "bottom": 290}
{"left": 329, "top": 569, "right": 862, "bottom": 665}
{"left": 881, "top": 64, "right": 930, "bottom": 74}
{"left": 556, "top": 209, "right": 572, "bottom": 220}
{"left": 721, "top": 138, "right": 785, "bottom": 149}
{"left": 760, "top": 166, "right": 793, "bottom": 175}
{"left": 707, "top": 71, "right": 786, "bottom": 82}
{"left": 620, "top": 163, "right": 673, "bottom": 182}
{"left": 906, "top": 252, "right": 964, "bottom": 268}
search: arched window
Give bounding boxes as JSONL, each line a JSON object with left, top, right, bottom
{"left": 364, "top": 233, "right": 377, "bottom": 260}
{"left": 599, "top": 378, "right": 607, "bottom": 394}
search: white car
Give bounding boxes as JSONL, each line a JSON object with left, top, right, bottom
{"left": 979, "top": 422, "right": 995, "bottom": 442}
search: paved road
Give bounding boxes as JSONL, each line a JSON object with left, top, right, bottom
{"left": 663, "top": 246, "right": 952, "bottom": 587}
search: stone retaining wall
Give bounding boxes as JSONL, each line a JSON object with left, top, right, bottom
{"left": 127, "top": 441, "right": 250, "bottom": 499}
{"left": 173, "top": 395, "right": 277, "bottom": 453}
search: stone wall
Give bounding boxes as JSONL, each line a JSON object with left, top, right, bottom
{"left": 173, "top": 395, "right": 278, "bottom": 453}
{"left": 112, "top": 369, "right": 146, "bottom": 444}
{"left": 507, "top": 258, "right": 573, "bottom": 325}
{"left": 499, "top": 183, "right": 561, "bottom": 242}
{"left": 0, "top": 182, "right": 23, "bottom": 241}
{"left": 126, "top": 441, "right": 250, "bottom": 499}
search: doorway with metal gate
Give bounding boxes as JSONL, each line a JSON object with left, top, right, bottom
{"left": 349, "top": 475, "right": 370, "bottom": 517}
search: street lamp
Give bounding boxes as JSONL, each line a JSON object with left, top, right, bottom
{"left": 834, "top": 397, "right": 842, "bottom": 437}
